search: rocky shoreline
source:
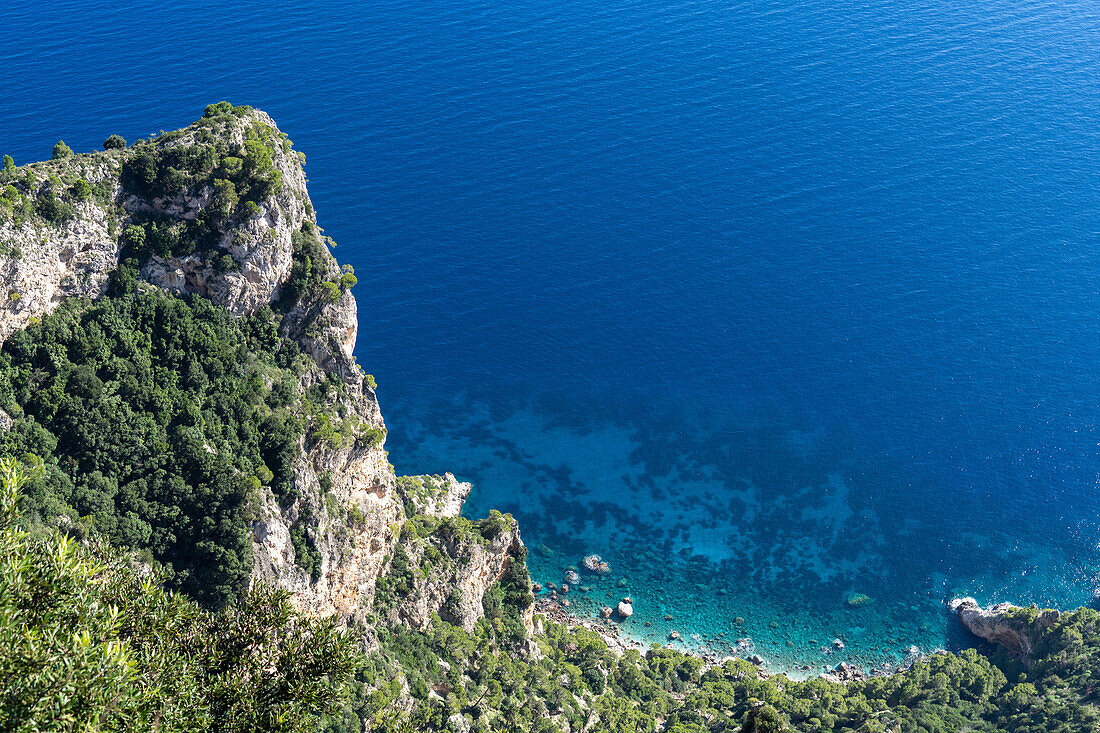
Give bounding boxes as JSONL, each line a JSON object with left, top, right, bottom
{"left": 530, "top": 593, "right": 900, "bottom": 683}
{"left": 531, "top": 591, "right": 1033, "bottom": 684}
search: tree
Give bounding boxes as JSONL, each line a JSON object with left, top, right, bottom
{"left": 205, "top": 101, "right": 234, "bottom": 118}
{"left": 212, "top": 178, "right": 239, "bottom": 217}
{"left": 339, "top": 264, "right": 357, "bottom": 291}
{"left": 71, "top": 178, "right": 93, "bottom": 200}
{"left": 51, "top": 140, "right": 73, "bottom": 159}
{"left": 0, "top": 455, "right": 356, "bottom": 732}
{"left": 2, "top": 155, "right": 14, "bottom": 174}
{"left": 103, "top": 134, "right": 127, "bottom": 150}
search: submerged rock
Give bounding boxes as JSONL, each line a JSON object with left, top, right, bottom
{"left": 845, "top": 592, "right": 873, "bottom": 608}
{"left": 564, "top": 570, "right": 580, "bottom": 585}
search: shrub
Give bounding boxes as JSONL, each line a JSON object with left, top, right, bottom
{"left": 103, "top": 134, "right": 127, "bottom": 150}
{"left": 212, "top": 178, "right": 239, "bottom": 217}
{"left": 340, "top": 263, "right": 357, "bottom": 291}
{"left": 321, "top": 280, "right": 341, "bottom": 303}
{"left": 51, "top": 140, "right": 73, "bottom": 159}
{"left": 35, "top": 187, "right": 74, "bottom": 223}
{"left": 204, "top": 101, "right": 234, "bottom": 118}
{"left": 71, "top": 178, "right": 93, "bottom": 200}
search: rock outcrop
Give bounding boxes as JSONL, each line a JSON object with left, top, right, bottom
{"left": 950, "top": 597, "right": 1060, "bottom": 664}
{"left": 0, "top": 106, "right": 357, "bottom": 384}
{"left": 0, "top": 159, "right": 121, "bottom": 338}
{"left": 0, "top": 105, "right": 528, "bottom": 638}
{"left": 395, "top": 473, "right": 473, "bottom": 519}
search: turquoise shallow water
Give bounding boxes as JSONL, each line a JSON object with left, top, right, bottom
{"left": 3, "top": 0, "right": 1100, "bottom": 677}
{"left": 386, "top": 389, "right": 1100, "bottom": 677}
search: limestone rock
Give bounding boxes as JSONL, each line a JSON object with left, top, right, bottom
{"left": 0, "top": 107, "right": 532, "bottom": 650}
{"left": 950, "top": 597, "right": 1059, "bottom": 663}
{"left": 395, "top": 473, "right": 472, "bottom": 519}
{"left": 820, "top": 661, "right": 866, "bottom": 683}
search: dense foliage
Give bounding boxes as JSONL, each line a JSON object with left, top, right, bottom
{"left": 322, "top": 603, "right": 1100, "bottom": 733}
{"left": 0, "top": 291, "right": 306, "bottom": 607}
{"left": 0, "top": 457, "right": 355, "bottom": 732}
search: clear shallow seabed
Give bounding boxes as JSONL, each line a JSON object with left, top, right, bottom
{"left": 387, "top": 390, "right": 1100, "bottom": 676}
{"left": 3, "top": 0, "right": 1100, "bottom": 677}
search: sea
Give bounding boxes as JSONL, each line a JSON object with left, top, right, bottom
{"left": 3, "top": 0, "right": 1100, "bottom": 677}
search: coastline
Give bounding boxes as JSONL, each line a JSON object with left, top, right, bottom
{"left": 530, "top": 593, "right": 933, "bottom": 683}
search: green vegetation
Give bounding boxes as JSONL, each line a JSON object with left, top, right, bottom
{"left": 0, "top": 145, "right": 115, "bottom": 229}
{"left": 104, "top": 134, "right": 127, "bottom": 150}
{"left": 117, "top": 103, "right": 286, "bottom": 264}
{"left": 0, "top": 290, "right": 307, "bottom": 607}
{"left": 324, "top": 594, "right": 1100, "bottom": 733}
{"left": 282, "top": 222, "right": 332, "bottom": 308}
{"left": 51, "top": 140, "right": 73, "bottom": 160}
{"left": 0, "top": 457, "right": 354, "bottom": 732}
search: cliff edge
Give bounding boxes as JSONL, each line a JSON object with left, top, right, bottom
{"left": 0, "top": 103, "right": 527, "bottom": 637}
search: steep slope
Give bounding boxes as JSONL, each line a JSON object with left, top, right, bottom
{"left": 0, "top": 103, "right": 525, "bottom": 632}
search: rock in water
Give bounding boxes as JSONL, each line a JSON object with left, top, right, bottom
{"left": 845, "top": 592, "right": 873, "bottom": 608}
{"left": 949, "top": 597, "right": 1058, "bottom": 660}
{"left": 617, "top": 601, "right": 633, "bottom": 618}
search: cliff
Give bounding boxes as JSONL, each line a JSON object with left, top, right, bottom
{"left": 0, "top": 104, "right": 526, "bottom": 636}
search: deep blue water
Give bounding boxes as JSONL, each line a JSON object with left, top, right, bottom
{"left": 4, "top": 0, "right": 1100, "bottom": 674}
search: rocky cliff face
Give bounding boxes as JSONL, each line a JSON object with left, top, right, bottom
{"left": 0, "top": 105, "right": 527, "bottom": 635}
{"left": 0, "top": 157, "right": 121, "bottom": 338}
{"left": 950, "top": 597, "right": 1061, "bottom": 664}
{"left": 388, "top": 475, "right": 527, "bottom": 633}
